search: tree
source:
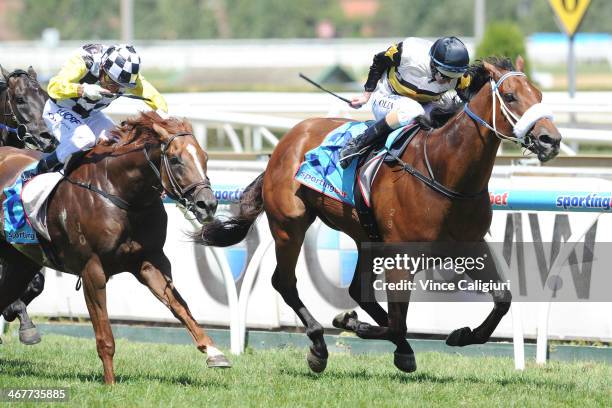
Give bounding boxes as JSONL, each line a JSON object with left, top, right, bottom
{"left": 476, "top": 21, "right": 531, "bottom": 75}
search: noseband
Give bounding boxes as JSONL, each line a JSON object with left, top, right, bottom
{"left": 143, "top": 132, "right": 212, "bottom": 213}
{"left": 463, "top": 71, "right": 554, "bottom": 148}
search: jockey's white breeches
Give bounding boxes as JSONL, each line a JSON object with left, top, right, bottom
{"left": 370, "top": 88, "right": 435, "bottom": 127}
{"left": 43, "top": 100, "right": 114, "bottom": 163}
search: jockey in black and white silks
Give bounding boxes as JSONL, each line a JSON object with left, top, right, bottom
{"left": 27, "top": 44, "right": 168, "bottom": 177}
{"left": 340, "top": 36, "right": 471, "bottom": 168}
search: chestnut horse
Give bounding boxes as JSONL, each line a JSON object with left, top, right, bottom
{"left": 194, "top": 57, "right": 561, "bottom": 373}
{"left": 0, "top": 111, "right": 229, "bottom": 384}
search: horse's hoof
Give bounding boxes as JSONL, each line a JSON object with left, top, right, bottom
{"left": 446, "top": 326, "right": 473, "bottom": 347}
{"left": 206, "top": 355, "right": 232, "bottom": 368}
{"left": 306, "top": 347, "right": 328, "bottom": 373}
{"left": 332, "top": 310, "right": 358, "bottom": 330}
{"left": 393, "top": 352, "right": 417, "bottom": 373}
{"left": 19, "top": 327, "right": 41, "bottom": 345}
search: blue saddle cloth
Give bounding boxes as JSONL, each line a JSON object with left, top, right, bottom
{"left": 294, "top": 121, "right": 413, "bottom": 206}
{"left": 3, "top": 163, "right": 39, "bottom": 244}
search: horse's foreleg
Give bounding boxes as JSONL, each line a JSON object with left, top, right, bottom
{"left": 81, "top": 257, "right": 115, "bottom": 384}
{"left": 135, "top": 253, "right": 231, "bottom": 368}
{"left": 4, "top": 271, "right": 45, "bottom": 345}
{"left": 334, "top": 256, "right": 390, "bottom": 337}
{"left": 387, "top": 300, "right": 416, "bottom": 373}
{"left": 347, "top": 255, "right": 389, "bottom": 325}
{"left": 2, "top": 299, "right": 40, "bottom": 345}
{"left": 446, "top": 245, "right": 512, "bottom": 347}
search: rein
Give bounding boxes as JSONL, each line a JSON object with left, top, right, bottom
{"left": 64, "top": 132, "right": 211, "bottom": 214}
{"left": 386, "top": 131, "right": 486, "bottom": 200}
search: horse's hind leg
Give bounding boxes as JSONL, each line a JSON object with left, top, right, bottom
{"left": 3, "top": 271, "right": 45, "bottom": 345}
{"left": 446, "top": 245, "right": 512, "bottom": 347}
{"left": 134, "top": 252, "right": 231, "bottom": 368}
{"left": 269, "top": 213, "right": 329, "bottom": 373}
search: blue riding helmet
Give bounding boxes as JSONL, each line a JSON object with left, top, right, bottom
{"left": 429, "top": 36, "right": 469, "bottom": 79}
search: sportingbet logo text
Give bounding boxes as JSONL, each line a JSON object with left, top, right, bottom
{"left": 556, "top": 193, "right": 612, "bottom": 211}
{"left": 489, "top": 192, "right": 509, "bottom": 206}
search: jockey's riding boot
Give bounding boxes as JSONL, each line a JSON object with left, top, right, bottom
{"left": 36, "top": 151, "right": 61, "bottom": 174}
{"left": 21, "top": 151, "right": 61, "bottom": 181}
{"left": 339, "top": 118, "right": 393, "bottom": 169}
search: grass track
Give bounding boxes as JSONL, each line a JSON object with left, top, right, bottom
{"left": 0, "top": 333, "right": 610, "bottom": 407}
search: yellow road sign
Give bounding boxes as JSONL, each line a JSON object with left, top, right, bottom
{"left": 548, "top": 0, "right": 591, "bottom": 36}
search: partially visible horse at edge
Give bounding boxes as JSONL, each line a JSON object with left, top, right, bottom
{"left": 0, "top": 65, "right": 58, "bottom": 345}
{"left": 0, "top": 111, "right": 229, "bottom": 384}
{"left": 192, "top": 57, "right": 562, "bottom": 373}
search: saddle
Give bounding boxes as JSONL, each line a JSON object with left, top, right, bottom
{"left": 353, "top": 125, "right": 420, "bottom": 241}
{"left": 294, "top": 121, "right": 420, "bottom": 241}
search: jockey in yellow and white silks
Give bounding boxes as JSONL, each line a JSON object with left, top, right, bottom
{"left": 29, "top": 43, "right": 168, "bottom": 176}
{"left": 340, "top": 36, "right": 471, "bottom": 168}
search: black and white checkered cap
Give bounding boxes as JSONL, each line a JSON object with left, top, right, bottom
{"left": 101, "top": 44, "right": 140, "bottom": 88}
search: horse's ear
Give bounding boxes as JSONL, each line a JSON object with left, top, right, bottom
{"left": 152, "top": 123, "right": 170, "bottom": 141}
{"left": 0, "top": 65, "right": 9, "bottom": 80}
{"left": 27, "top": 65, "right": 37, "bottom": 79}
{"left": 515, "top": 55, "right": 525, "bottom": 72}
{"left": 483, "top": 61, "right": 503, "bottom": 80}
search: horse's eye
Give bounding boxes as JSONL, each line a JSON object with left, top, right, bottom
{"left": 169, "top": 156, "right": 182, "bottom": 166}
{"left": 15, "top": 97, "right": 25, "bottom": 104}
{"left": 503, "top": 93, "right": 516, "bottom": 103}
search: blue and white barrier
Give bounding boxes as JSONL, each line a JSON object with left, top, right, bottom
{"left": 24, "top": 163, "right": 611, "bottom": 369}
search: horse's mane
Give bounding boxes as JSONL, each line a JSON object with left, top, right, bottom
{"left": 415, "top": 56, "right": 515, "bottom": 129}
{"left": 110, "top": 111, "right": 193, "bottom": 146}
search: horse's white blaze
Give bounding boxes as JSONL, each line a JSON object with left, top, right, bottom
{"left": 207, "top": 346, "right": 224, "bottom": 357}
{"left": 186, "top": 144, "right": 206, "bottom": 179}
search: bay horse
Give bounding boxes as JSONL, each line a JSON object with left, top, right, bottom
{"left": 0, "top": 65, "right": 57, "bottom": 345}
{"left": 193, "top": 57, "right": 562, "bottom": 373}
{"left": 0, "top": 111, "right": 229, "bottom": 384}
{"left": 0, "top": 65, "right": 56, "bottom": 152}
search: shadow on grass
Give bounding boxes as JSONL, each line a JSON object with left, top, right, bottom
{"left": 0, "top": 357, "right": 228, "bottom": 388}
{"left": 278, "top": 367, "right": 577, "bottom": 392}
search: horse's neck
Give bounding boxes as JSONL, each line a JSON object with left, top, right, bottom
{"left": 423, "top": 92, "right": 500, "bottom": 194}
{"left": 100, "top": 143, "right": 163, "bottom": 205}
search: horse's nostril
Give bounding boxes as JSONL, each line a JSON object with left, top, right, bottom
{"left": 196, "top": 199, "right": 218, "bottom": 214}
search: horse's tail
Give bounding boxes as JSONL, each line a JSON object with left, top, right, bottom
{"left": 191, "top": 172, "right": 265, "bottom": 247}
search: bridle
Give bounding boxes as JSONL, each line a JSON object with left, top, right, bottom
{"left": 0, "top": 69, "right": 49, "bottom": 150}
{"left": 463, "top": 71, "right": 554, "bottom": 148}
{"left": 387, "top": 70, "right": 554, "bottom": 201}
{"left": 143, "top": 132, "right": 213, "bottom": 214}
{"left": 64, "top": 131, "right": 213, "bottom": 215}
{"left": 2, "top": 70, "right": 32, "bottom": 130}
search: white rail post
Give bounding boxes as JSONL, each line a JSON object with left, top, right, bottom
{"left": 237, "top": 222, "right": 275, "bottom": 350}
{"left": 485, "top": 235, "right": 525, "bottom": 370}
{"left": 0, "top": 316, "right": 5, "bottom": 341}
{"left": 535, "top": 213, "right": 601, "bottom": 364}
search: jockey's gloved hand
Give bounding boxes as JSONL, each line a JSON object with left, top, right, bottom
{"left": 350, "top": 91, "right": 372, "bottom": 109}
{"left": 82, "top": 83, "right": 107, "bottom": 101}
